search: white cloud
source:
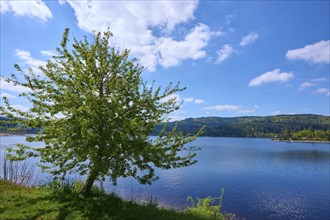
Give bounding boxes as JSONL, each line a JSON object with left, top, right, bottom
{"left": 0, "top": 1, "right": 9, "bottom": 12}
{"left": 183, "top": 97, "right": 194, "bottom": 103}
{"left": 41, "top": 50, "right": 56, "bottom": 57}
{"left": 60, "top": 1, "right": 220, "bottom": 71}
{"left": 205, "top": 105, "right": 241, "bottom": 111}
{"left": 1, "top": 0, "right": 52, "bottom": 22}
{"left": 58, "top": 0, "right": 66, "bottom": 6}
{"left": 165, "top": 115, "right": 186, "bottom": 122}
{"left": 204, "top": 104, "right": 258, "bottom": 114}
{"left": 15, "top": 49, "right": 47, "bottom": 74}
{"left": 249, "top": 69, "right": 294, "bottom": 87}
{"left": 313, "top": 88, "right": 330, "bottom": 96}
{"left": 11, "top": 104, "right": 29, "bottom": 112}
{"left": 66, "top": 0, "right": 198, "bottom": 33}
{"left": 286, "top": 40, "right": 330, "bottom": 64}
{"left": 313, "top": 78, "right": 327, "bottom": 82}
{"left": 216, "top": 44, "right": 234, "bottom": 63}
{"left": 299, "top": 82, "right": 315, "bottom": 91}
{"left": 160, "top": 93, "right": 182, "bottom": 103}
{"left": 0, "top": 92, "right": 16, "bottom": 99}
{"left": 271, "top": 110, "right": 281, "bottom": 116}
{"left": 299, "top": 78, "right": 328, "bottom": 92}
{"left": 225, "top": 14, "right": 235, "bottom": 25}
{"left": 194, "top": 99, "right": 205, "bottom": 104}
{"left": 163, "top": 95, "right": 205, "bottom": 104}
{"left": 183, "top": 97, "right": 205, "bottom": 104}
{"left": 239, "top": 32, "right": 259, "bottom": 46}
{"left": 158, "top": 23, "right": 218, "bottom": 68}
{"left": 0, "top": 78, "right": 31, "bottom": 93}
{"left": 237, "top": 105, "right": 258, "bottom": 114}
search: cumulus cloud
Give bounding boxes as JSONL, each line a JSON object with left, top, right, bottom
{"left": 160, "top": 93, "right": 182, "bottom": 103}
{"left": 299, "top": 82, "right": 315, "bottom": 91}
{"left": 299, "top": 78, "right": 328, "bottom": 92}
{"left": 313, "top": 78, "right": 327, "bottom": 82}
{"left": 271, "top": 110, "right": 281, "bottom": 116}
{"left": 0, "top": 78, "right": 31, "bottom": 93}
{"left": 0, "top": 92, "right": 16, "bottom": 99}
{"left": 183, "top": 97, "right": 194, "bottom": 103}
{"left": 204, "top": 104, "right": 258, "bottom": 114}
{"left": 313, "top": 88, "right": 330, "bottom": 96}
{"left": 286, "top": 40, "right": 330, "bottom": 64}
{"left": 1, "top": 0, "right": 52, "bottom": 22}
{"left": 158, "top": 23, "right": 219, "bottom": 68}
{"left": 59, "top": 1, "right": 220, "bottom": 71}
{"left": 205, "top": 105, "right": 241, "bottom": 111}
{"left": 163, "top": 110, "right": 187, "bottom": 122}
{"left": 58, "top": 0, "right": 66, "bottom": 6}
{"left": 15, "top": 49, "right": 47, "bottom": 74}
{"left": 162, "top": 95, "right": 205, "bottom": 105}
{"left": 41, "top": 50, "right": 56, "bottom": 57}
{"left": 225, "top": 14, "right": 236, "bottom": 25}
{"left": 249, "top": 69, "right": 294, "bottom": 87}
{"left": 239, "top": 32, "right": 259, "bottom": 46}
{"left": 216, "top": 44, "right": 234, "bottom": 63}
{"left": 183, "top": 97, "right": 205, "bottom": 104}
{"left": 165, "top": 115, "right": 186, "bottom": 122}
{"left": 194, "top": 99, "right": 205, "bottom": 104}
{"left": 11, "top": 104, "right": 30, "bottom": 112}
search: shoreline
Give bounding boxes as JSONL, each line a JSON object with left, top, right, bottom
{"left": 2, "top": 133, "right": 329, "bottom": 144}
{"left": 272, "top": 139, "right": 330, "bottom": 144}
{"left": 0, "top": 133, "right": 35, "bottom": 137}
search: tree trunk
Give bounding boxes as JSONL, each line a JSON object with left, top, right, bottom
{"left": 81, "top": 171, "right": 98, "bottom": 195}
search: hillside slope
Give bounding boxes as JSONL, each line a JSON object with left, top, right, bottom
{"left": 152, "top": 114, "right": 330, "bottom": 137}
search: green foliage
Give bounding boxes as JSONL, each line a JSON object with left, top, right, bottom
{"left": 186, "top": 189, "right": 229, "bottom": 220}
{"left": 45, "top": 180, "right": 102, "bottom": 196}
{"left": 0, "top": 28, "right": 203, "bottom": 194}
{"left": 291, "top": 129, "right": 330, "bottom": 141}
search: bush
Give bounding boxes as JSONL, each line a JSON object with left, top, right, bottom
{"left": 186, "top": 189, "right": 225, "bottom": 220}
{"left": 185, "top": 189, "right": 240, "bottom": 220}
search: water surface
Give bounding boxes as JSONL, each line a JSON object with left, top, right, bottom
{"left": 0, "top": 136, "right": 329, "bottom": 220}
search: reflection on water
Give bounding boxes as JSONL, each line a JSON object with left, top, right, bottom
{"left": 274, "top": 150, "right": 330, "bottom": 161}
{"left": 0, "top": 136, "right": 329, "bottom": 220}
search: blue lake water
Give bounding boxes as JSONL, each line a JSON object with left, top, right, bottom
{"left": 0, "top": 136, "right": 329, "bottom": 220}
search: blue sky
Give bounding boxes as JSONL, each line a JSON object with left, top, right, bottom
{"left": 1, "top": 0, "right": 329, "bottom": 120}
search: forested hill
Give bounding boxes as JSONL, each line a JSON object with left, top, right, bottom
{"left": 152, "top": 114, "right": 330, "bottom": 138}
{"left": 1, "top": 114, "right": 329, "bottom": 138}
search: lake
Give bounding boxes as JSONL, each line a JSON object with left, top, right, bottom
{"left": 0, "top": 136, "right": 329, "bottom": 220}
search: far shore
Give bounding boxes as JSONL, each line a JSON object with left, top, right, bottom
{"left": 0, "top": 133, "right": 35, "bottom": 137}
{"left": 1, "top": 133, "right": 329, "bottom": 144}
{"left": 272, "top": 138, "right": 330, "bottom": 144}
{"left": 0, "top": 133, "right": 17, "bottom": 137}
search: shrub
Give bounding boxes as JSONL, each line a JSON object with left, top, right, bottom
{"left": 186, "top": 189, "right": 225, "bottom": 220}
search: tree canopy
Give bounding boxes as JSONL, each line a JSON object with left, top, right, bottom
{"left": 1, "top": 28, "right": 202, "bottom": 194}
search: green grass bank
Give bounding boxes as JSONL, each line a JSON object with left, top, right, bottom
{"left": 0, "top": 180, "right": 236, "bottom": 220}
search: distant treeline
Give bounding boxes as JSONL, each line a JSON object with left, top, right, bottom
{"left": 0, "top": 117, "right": 40, "bottom": 134}
{"left": 278, "top": 129, "right": 330, "bottom": 141}
{"left": 2, "top": 114, "right": 329, "bottom": 139}
{"left": 152, "top": 114, "right": 330, "bottom": 138}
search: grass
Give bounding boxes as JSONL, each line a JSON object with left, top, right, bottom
{"left": 0, "top": 179, "right": 235, "bottom": 220}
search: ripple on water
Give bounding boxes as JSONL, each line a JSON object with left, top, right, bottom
{"left": 248, "top": 187, "right": 310, "bottom": 220}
